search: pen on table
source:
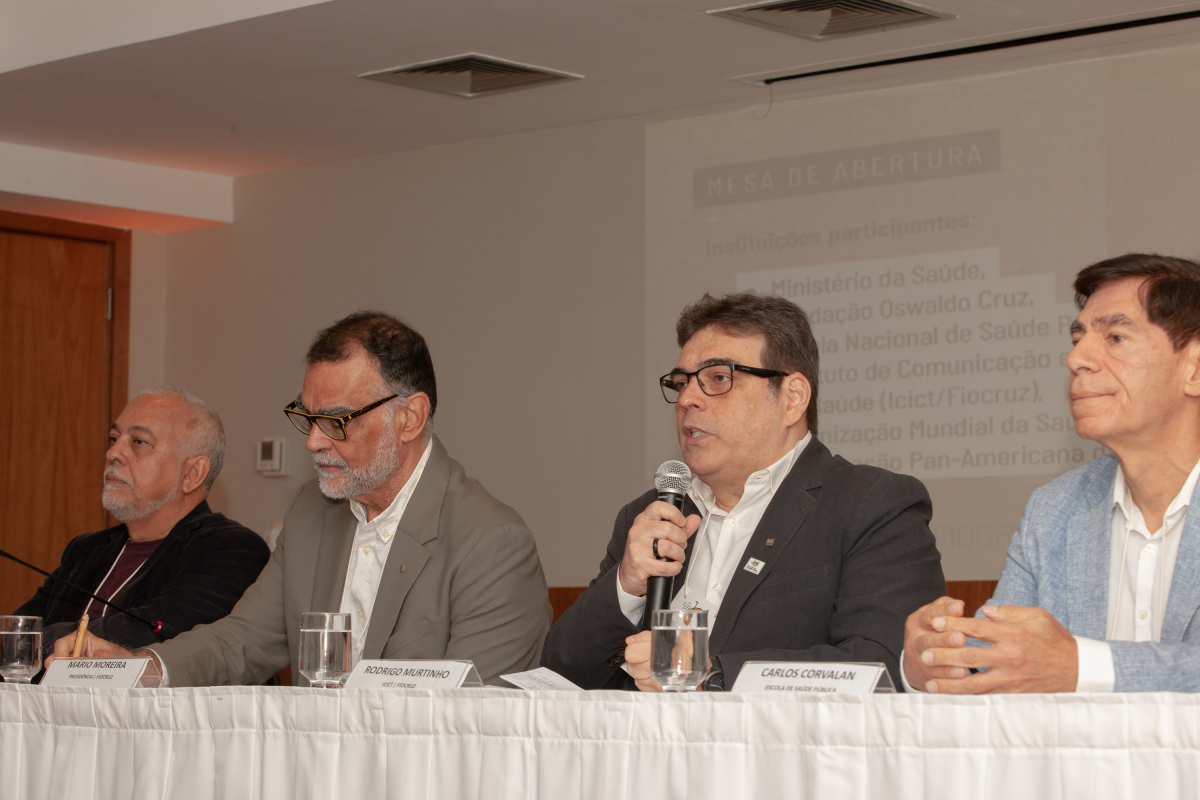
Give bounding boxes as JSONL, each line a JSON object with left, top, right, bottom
{"left": 71, "top": 614, "right": 89, "bottom": 658}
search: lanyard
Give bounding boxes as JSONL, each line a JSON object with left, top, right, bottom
{"left": 680, "top": 443, "right": 802, "bottom": 608}
{"left": 89, "top": 543, "right": 148, "bottom": 617}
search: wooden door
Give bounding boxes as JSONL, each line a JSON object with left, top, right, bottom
{"left": 0, "top": 212, "right": 129, "bottom": 615}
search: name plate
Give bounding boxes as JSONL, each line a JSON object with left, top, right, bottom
{"left": 731, "top": 662, "right": 894, "bottom": 694}
{"left": 342, "top": 659, "right": 481, "bottom": 690}
{"left": 42, "top": 657, "right": 151, "bottom": 689}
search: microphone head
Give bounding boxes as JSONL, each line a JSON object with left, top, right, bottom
{"left": 655, "top": 460, "right": 693, "bottom": 495}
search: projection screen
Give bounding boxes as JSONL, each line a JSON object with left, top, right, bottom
{"left": 643, "top": 54, "right": 1178, "bottom": 579}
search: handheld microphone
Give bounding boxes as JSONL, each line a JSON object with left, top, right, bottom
{"left": 642, "top": 460, "right": 693, "bottom": 632}
{"left": 0, "top": 548, "right": 163, "bottom": 634}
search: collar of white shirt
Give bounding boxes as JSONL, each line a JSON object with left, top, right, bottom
{"left": 348, "top": 437, "right": 434, "bottom": 542}
{"left": 687, "top": 432, "right": 812, "bottom": 516}
{"left": 1112, "top": 455, "right": 1200, "bottom": 536}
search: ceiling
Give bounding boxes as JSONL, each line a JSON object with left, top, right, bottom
{"left": 3, "top": 0, "right": 1200, "bottom": 177}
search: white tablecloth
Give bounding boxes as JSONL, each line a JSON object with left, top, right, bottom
{"left": 3, "top": 684, "right": 1198, "bottom": 799}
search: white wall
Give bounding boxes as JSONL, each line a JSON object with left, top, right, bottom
{"left": 138, "top": 39, "right": 1200, "bottom": 586}
{"left": 157, "top": 117, "right": 646, "bottom": 586}
{"left": 129, "top": 230, "right": 168, "bottom": 394}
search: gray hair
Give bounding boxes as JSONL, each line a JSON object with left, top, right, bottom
{"left": 136, "top": 388, "right": 226, "bottom": 493}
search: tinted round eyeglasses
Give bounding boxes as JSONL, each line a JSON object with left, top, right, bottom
{"left": 284, "top": 395, "right": 397, "bottom": 440}
{"left": 659, "top": 364, "right": 787, "bottom": 403}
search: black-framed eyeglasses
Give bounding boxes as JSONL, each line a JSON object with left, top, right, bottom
{"left": 283, "top": 394, "right": 398, "bottom": 440}
{"left": 659, "top": 364, "right": 788, "bottom": 403}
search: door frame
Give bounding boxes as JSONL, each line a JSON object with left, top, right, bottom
{"left": 0, "top": 209, "right": 132, "bottom": 419}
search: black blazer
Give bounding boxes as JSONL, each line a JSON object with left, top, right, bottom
{"left": 14, "top": 500, "right": 270, "bottom": 652}
{"left": 541, "top": 437, "right": 945, "bottom": 689}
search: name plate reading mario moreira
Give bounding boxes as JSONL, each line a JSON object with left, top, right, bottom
{"left": 42, "top": 657, "right": 152, "bottom": 689}
{"left": 342, "top": 660, "right": 482, "bottom": 690}
{"left": 731, "top": 662, "right": 894, "bottom": 694}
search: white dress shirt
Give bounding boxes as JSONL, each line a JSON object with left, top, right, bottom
{"left": 1075, "top": 454, "right": 1200, "bottom": 691}
{"left": 618, "top": 433, "right": 811, "bottom": 626}
{"left": 339, "top": 439, "right": 432, "bottom": 662}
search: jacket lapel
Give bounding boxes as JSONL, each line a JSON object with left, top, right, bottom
{"left": 308, "top": 500, "right": 356, "bottom": 613}
{"left": 1063, "top": 465, "right": 1115, "bottom": 641}
{"left": 1163, "top": 478, "right": 1200, "bottom": 643}
{"left": 708, "top": 440, "right": 829, "bottom": 654}
{"left": 361, "top": 436, "right": 448, "bottom": 659}
{"left": 667, "top": 498, "right": 702, "bottom": 602}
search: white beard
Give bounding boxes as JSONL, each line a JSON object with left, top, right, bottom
{"left": 101, "top": 468, "right": 179, "bottom": 523}
{"left": 312, "top": 432, "right": 401, "bottom": 500}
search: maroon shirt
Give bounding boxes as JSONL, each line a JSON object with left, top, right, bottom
{"left": 85, "top": 539, "right": 162, "bottom": 618}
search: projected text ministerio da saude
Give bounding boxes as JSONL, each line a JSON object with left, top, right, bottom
{"left": 718, "top": 258, "right": 985, "bottom": 298}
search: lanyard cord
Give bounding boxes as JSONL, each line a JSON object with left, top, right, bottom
{"left": 89, "top": 543, "right": 148, "bottom": 617}
{"left": 681, "top": 443, "right": 802, "bottom": 607}
{"left": 681, "top": 511, "right": 714, "bottom": 605}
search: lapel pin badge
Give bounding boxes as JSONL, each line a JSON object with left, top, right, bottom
{"left": 765, "top": 538, "right": 775, "bottom": 547}
{"left": 744, "top": 557, "right": 765, "bottom": 575}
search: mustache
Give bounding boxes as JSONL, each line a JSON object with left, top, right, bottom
{"left": 103, "top": 466, "right": 133, "bottom": 487}
{"left": 312, "top": 452, "right": 348, "bottom": 469}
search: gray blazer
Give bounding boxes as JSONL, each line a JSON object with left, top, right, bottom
{"left": 984, "top": 454, "right": 1200, "bottom": 692}
{"left": 149, "top": 436, "right": 551, "bottom": 686}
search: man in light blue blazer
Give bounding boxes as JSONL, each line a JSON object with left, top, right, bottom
{"left": 904, "top": 253, "right": 1200, "bottom": 693}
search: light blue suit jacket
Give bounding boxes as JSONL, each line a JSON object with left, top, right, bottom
{"left": 983, "top": 454, "right": 1200, "bottom": 692}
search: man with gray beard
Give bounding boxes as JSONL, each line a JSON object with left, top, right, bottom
{"left": 61, "top": 312, "right": 551, "bottom": 687}
{"left": 15, "top": 389, "right": 269, "bottom": 660}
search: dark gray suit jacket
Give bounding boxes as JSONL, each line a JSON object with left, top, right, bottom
{"left": 542, "top": 437, "right": 944, "bottom": 689}
{"left": 149, "top": 436, "right": 551, "bottom": 686}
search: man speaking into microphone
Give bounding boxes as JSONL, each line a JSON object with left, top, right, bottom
{"left": 542, "top": 292, "right": 944, "bottom": 691}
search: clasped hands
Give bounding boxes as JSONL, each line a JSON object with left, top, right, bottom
{"left": 902, "top": 596, "right": 1078, "bottom": 694}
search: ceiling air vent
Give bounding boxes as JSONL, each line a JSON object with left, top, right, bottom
{"left": 360, "top": 54, "right": 580, "bottom": 98}
{"left": 708, "top": 0, "right": 952, "bottom": 41}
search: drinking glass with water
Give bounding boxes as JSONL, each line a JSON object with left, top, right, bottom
{"left": 651, "top": 609, "right": 709, "bottom": 691}
{"left": 1, "top": 616, "right": 42, "bottom": 683}
{"left": 299, "top": 612, "right": 353, "bottom": 688}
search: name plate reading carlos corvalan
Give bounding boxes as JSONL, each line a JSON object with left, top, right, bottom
{"left": 731, "top": 662, "right": 894, "bottom": 694}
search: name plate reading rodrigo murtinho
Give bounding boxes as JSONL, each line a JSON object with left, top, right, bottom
{"left": 341, "top": 659, "right": 481, "bottom": 690}
{"left": 42, "top": 657, "right": 152, "bottom": 689}
{"left": 731, "top": 662, "right": 893, "bottom": 694}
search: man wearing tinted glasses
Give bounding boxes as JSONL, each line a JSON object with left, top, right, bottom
{"left": 62, "top": 312, "right": 550, "bottom": 686}
{"left": 542, "top": 292, "right": 944, "bottom": 691}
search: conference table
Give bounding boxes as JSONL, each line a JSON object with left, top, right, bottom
{"left": 3, "top": 683, "right": 1197, "bottom": 799}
